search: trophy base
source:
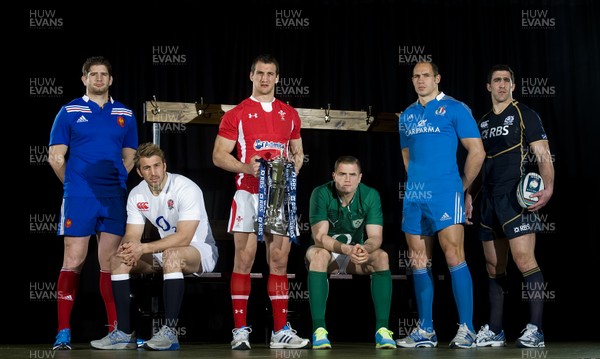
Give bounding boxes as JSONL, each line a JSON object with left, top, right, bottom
{"left": 256, "top": 221, "right": 289, "bottom": 236}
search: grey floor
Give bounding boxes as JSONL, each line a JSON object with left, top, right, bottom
{"left": 4, "top": 342, "right": 599, "bottom": 359}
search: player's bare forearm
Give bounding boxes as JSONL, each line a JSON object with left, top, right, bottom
{"left": 312, "top": 222, "right": 350, "bottom": 255}
{"left": 212, "top": 135, "right": 253, "bottom": 175}
{"left": 532, "top": 140, "right": 555, "bottom": 193}
{"left": 462, "top": 138, "right": 486, "bottom": 191}
{"left": 363, "top": 224, "right": 383, "bottom": 253}
{"left": 289, "top": 138, "right": 304, "bottom": 174}
{"left": 318, "top": 233, "right": 350, "bottom": 255}
{"left": 48, "top": 145, "right": 67, "bottom": 183}
{"left": 362, "top": 238, "right": 382, "bottom": 254}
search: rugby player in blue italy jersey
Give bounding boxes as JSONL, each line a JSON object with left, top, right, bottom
{"left": 396, "top": 62, "right": 485, "bottom": 349}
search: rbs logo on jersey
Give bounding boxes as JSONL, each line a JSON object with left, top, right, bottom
{"left": 481, "top": 125, "right": 509, "bottom": 140}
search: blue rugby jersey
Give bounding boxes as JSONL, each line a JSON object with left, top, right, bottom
{"left": 49, "top": 95, "right": 138, "bottom": 197}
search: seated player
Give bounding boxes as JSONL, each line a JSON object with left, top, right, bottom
{"left": 90, "top": 142, "right": 218, "bottom": 351}
{"left": 305, "top": 155, "right": 396, "bottom": 349}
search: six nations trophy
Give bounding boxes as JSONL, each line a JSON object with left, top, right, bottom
{"left": 256, "top": 152, "right": 298, "bottom": 243}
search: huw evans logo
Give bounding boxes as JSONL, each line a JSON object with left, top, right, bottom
{"left": 30, "top": 77, "right": 63, "bottom": 97}
{"left": 521, "top": 9, "right": 556, "bottom": 29}
{"left": 30, "top": 213, "right": 59, "bottom": 234}
{"left": 158, "top": 122, "right": 187, "bottom": 134}
{"left": 276, "top": 77, "right": 310, "bottom": 97}
{"left": 274, "top": 280, "right": 308, "bottom": 301}
{"left": 522, "top": 281, "right": 555, "bottom": 302}
{"left": 275, "top": 9, "right": 310, "bottom": 29}
{"left": 398, "top": 317, "right": 423, "bottom": 337}
{"left": 399, "top": 181, "right": 433, "bottom": 202}
{"left": 29, "top": 9, "right": 63, "bottom": 30}
{"left": 30, "top": 281, "right": 57, "bottom": 301}
{"left": 398, "top": 45, "right": 433, "bottom": 65}
{"left": 30, "top": 145, "right": 49, "bottom": 165}
{"left": 523, "top": 212, "right": 556, "bottom": 234}
{"left": 521, "top": 77, "right": 556, "bottom": 97}
{"left": 152, "top": 45, "right": 187, "bottom": 65}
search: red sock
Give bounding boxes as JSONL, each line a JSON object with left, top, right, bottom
{"left": 99, "top": 271, "right": 117, "bottom": 332}
{"left": 57, "top": 269, "right": 80, "bottom": 331}
{"left": 231, "top": 272, "right": 251, "bottom": 328}
{"left": 268, "top": 273, "right": 289, "bottom": 332}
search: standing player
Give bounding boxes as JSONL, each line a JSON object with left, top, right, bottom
{"left": 48, "top": 56, "right": 138, "bottom": 350}
{"left": 396, "top": 61, "right": 485, "bottom": 349}
{"left": 212, "top": 54, "right": 310, "bottom": 350}
{"left": 306, "top": 156, "right": 396, "bottom": 350}
{"left": 466, "top": 64, "right": 554, "bottom": 348}
{"left": 90, "top": 142, "right": 219, "bottom": 351}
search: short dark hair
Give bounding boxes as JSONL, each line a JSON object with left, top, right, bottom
{"left": 251, "top": 54, "right": 279, "bottom": 75}
{"left": 487, "top": 64, "right": 515, "bottom": 84}
{"left": 82, "top": 56, "right": 113, "bottom": 77}
{"left": 334, "top": 155, "right": 361, "bottom": 173}
{"left": 134, "top": 142, "right": 165, "bottom": 169}
{"left": 414, "top": 61, "right": 439, "bottom": 77}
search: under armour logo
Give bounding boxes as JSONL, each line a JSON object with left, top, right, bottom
{"left": 248, "top": 113, "right": 258, "bottom": 118}
{"left": 234, "top": 309, "right": 244, "bottom": 314}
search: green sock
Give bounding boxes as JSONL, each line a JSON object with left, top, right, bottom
{"left": 308, "top": 270, "right": 328, "bottom": 331}
{"left": 371, "top": 270, "right": 392, "bottom": 330}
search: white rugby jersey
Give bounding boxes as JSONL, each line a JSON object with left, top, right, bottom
{"left": 127, "top": 172, "right": 215, "bottom": 247}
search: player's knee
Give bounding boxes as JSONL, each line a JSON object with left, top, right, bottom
{"left": 305, "top": 249, "right": 330, "bottom": 272}
{"left": 162, "top": 248, "right": 186, "bottom": 270}
{"left": 309, "top": 248, "right": 332, "bottom": 266}
{"left": 371, "top": 249, "right": 390, "bottom": 270}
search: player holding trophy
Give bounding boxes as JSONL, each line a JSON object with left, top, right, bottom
{"left": 212, "top": 54, "right": 309, "bottom": 350}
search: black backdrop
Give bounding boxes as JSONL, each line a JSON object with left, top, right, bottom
{"left": 18, "top": 0, "right": 599, "bottom": 345}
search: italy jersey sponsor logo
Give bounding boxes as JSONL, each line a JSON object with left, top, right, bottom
{"left": 405, "top": 119, "right": 441, "bottom": 136}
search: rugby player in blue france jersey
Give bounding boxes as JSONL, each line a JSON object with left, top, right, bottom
{"left": 48, "top": 56, "right": 138, "bottom": 350}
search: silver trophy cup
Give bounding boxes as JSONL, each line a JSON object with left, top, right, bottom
{"left": 264, "top": 157, "right": 289, "bottom": 234}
